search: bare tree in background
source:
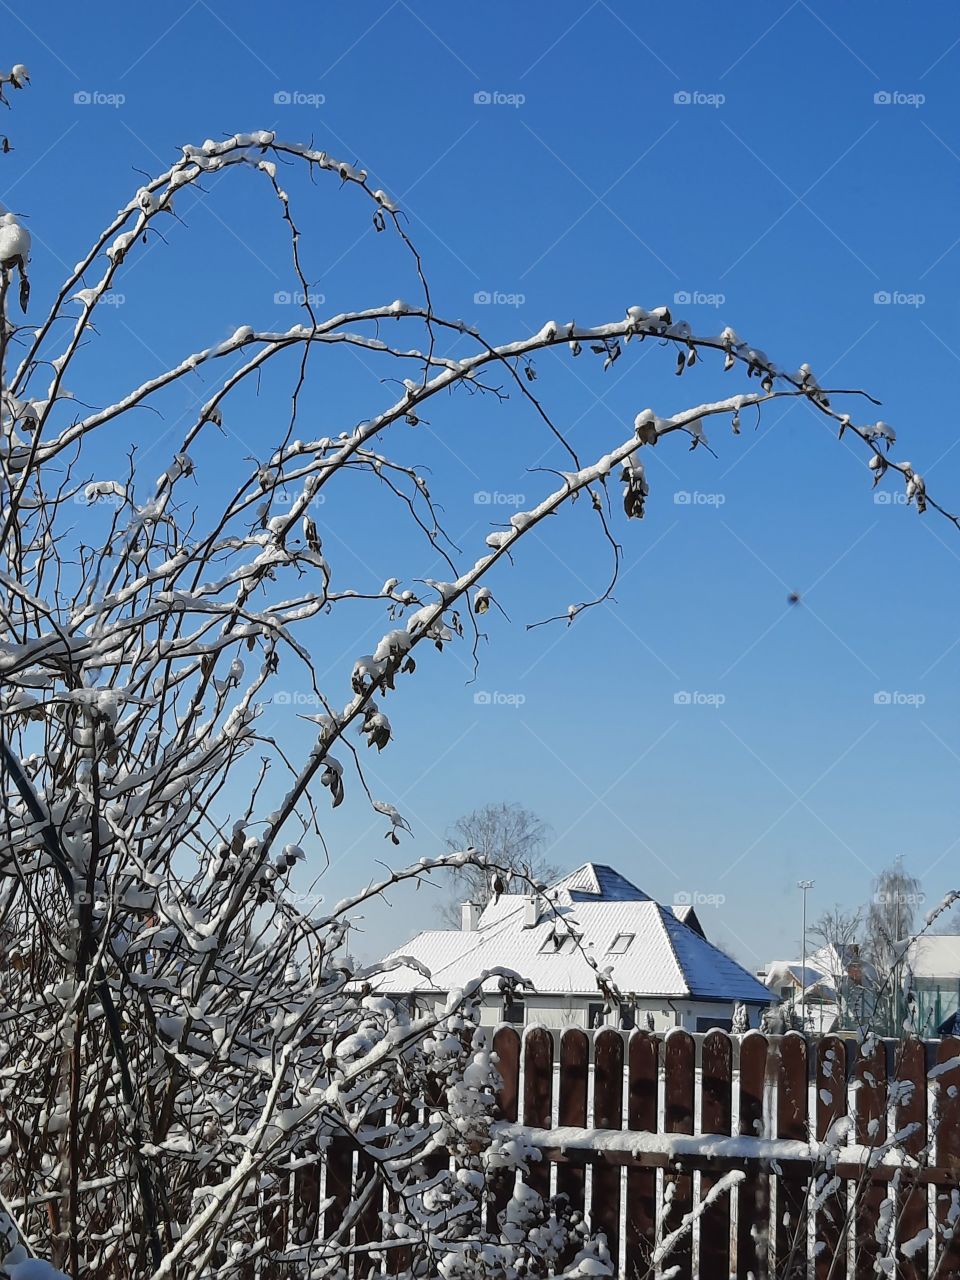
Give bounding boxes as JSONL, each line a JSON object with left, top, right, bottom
{"left": 808, "top": 903, "right": 872, "bottom": 1031}
{"left": 2, "top": 63, "right": 960, "bottom": 1280}
{"left": 864, "top": 857, "right": 924, "bottom": 1034}
{"left": 439, "top": 801, "right": 557, "bottom": 924}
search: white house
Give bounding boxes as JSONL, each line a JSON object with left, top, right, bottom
{"left": 903, "top": 933, "right": 960, "bottom": 1035}
{"left": 372, "top": 862, "right": 771, "bottom": 1032}
{"left": 761, "top": 943, "right": 877, "bottom": 1034}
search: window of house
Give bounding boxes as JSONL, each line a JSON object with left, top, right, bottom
{"left": 539, "top": 929, "right": 577, "bottom": 954}
{"left": 780, "top": 985, "right": 793, "bottom": 999}
{"left": 619, "top": 1002, "right": 636, "bottom": 1030}
{"left": 608, "top": 933, "right": 635, "bottom": 955}
{"left": 587, "top": 1001, "right": 605, "bottom": 1029}
{"left": 502, "top": 997, "right": 525, "bottom": 1025}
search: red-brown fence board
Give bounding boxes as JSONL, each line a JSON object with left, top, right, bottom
{"left": 896, "top": 1037, "right": 929, "bottom": 1280}
{"left": 489, "top": 1024, "right": 521, "bottom": 1236}
{"left": 521, "top": 1026, "right": 554, "bottom": 1201}
{"left": 592, "top": 1029, "right": 624, "bottom": 1267}
{"left": 775, "top": 1032, "right": 808, "bottom": 1278}
{"left": 699, "top": 1029, "right": 732, "bottom": 1280}
{"left": 625, "top": 1031, "right": 659, "bottom": 1278}
{"left": 934, "top": 1036, "right": 960, "bottom": 1277}
{"left": 556, "top": 1028, "right": 589, "bottom": 1270}
{"left": 737, "top": 1031, "right": 770, "bottom": 1280}
{"left": 663, "top": 1029, "right": 696, "bottom": 1280}
{"left": 814, "top": 1036, "right": 847, "bottom": 1280}
{"left": 853, "top": 1037, "right": 888, "bottom": 1275}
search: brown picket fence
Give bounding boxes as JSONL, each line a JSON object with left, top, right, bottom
{"left": 489, "top": 1025, "right": 960, "bottom": 1280}
{"left": 247, "top": 1026, "right": 959, "bottom": 1278}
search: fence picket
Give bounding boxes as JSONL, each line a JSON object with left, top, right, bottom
{"left": 663, "top": 1029, "right": 696, "bottom": 1280}
{"left": 625, "top": 1031, "right": 659, "bottom": 1279}
{"left": 934, "top": 1036, "right": 960, "bottom": 1276}
{"left": 775, "top": 1032, "right": 808, "bottom": 1279}
{"left": 853, "top": 1037, "right": 888, "bottom": 1275}
{"left": 592, "top": 1028, "right": 625, "bottom": 1268}
{"left": 699, "top": 1029, "right": 733, "bottom": 1280}
{"left": 737, "top": 1032, "right": 770, "bottom": 1280}
{"left": 814, "top": 1036, "right": 847, "bottom": 1280}
{"left": 522, "top": 1027, "right": 554, "bottom": 1201}
{"left": 556, "top": 1028, "right": 589, "bottom": 1269}
{"left": 489, "top": 1026, "right": 521, "bottom": 1234}
{"left": 895, "top": 1037, "right": 929, "bottom": 1280}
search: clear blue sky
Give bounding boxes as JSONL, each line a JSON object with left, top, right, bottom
{"left": 5, "top": 2, "right": 960, "bottom": 971}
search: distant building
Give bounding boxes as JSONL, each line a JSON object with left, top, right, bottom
{"left": 372, "top": 862, "right": 771, "bottom": 1032}
{"left": 903, "top": 934, "right": 960, "bottom": 1035}
{"left": 761, "top": 943, "right": 877, "bottom": 1033}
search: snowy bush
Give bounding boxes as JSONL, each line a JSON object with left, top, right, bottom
{"left": 0, "top": 66, "right": 955, "bottom": 1280}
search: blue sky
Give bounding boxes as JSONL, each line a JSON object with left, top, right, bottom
{"left": 5, "top": 2, "right": 960, "bottom": 971}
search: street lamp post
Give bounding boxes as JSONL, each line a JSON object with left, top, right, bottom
{"left": 798, "top": 879, "right": 815, "bottom": 1033}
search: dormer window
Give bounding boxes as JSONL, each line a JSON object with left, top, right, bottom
{"left": 608, "top": 933, "right": 635, "bottom": 955}
{"left": 539, "top": 929, "right": 577, "bottom": 954}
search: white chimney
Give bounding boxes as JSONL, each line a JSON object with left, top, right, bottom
{"left": 460, "top": 901, "right": 481, "bottom": 931}
{"left": 523, "top": 896, "right": 538, "bottom": 928}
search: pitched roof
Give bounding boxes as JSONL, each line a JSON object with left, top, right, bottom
{"left": 373, "top": 861, "right": 770, "bottom": 1004}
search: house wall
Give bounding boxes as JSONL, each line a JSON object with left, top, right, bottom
{"left": 411, "top": 992, "right": 761, "bottom": 1033}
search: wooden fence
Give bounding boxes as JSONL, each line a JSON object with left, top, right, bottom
{"left": 489, "top": 1026, "right": 960, "bottom": 1279}
{"left": 242, "top": 1026, "right": 960, "bottom": 1278}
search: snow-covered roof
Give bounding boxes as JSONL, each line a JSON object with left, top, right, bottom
{"left": 373, "top": 862, "right": 771, "bottom": 1005}
{"left": 905, "top": 933, "right": 960, "bottom": 980}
